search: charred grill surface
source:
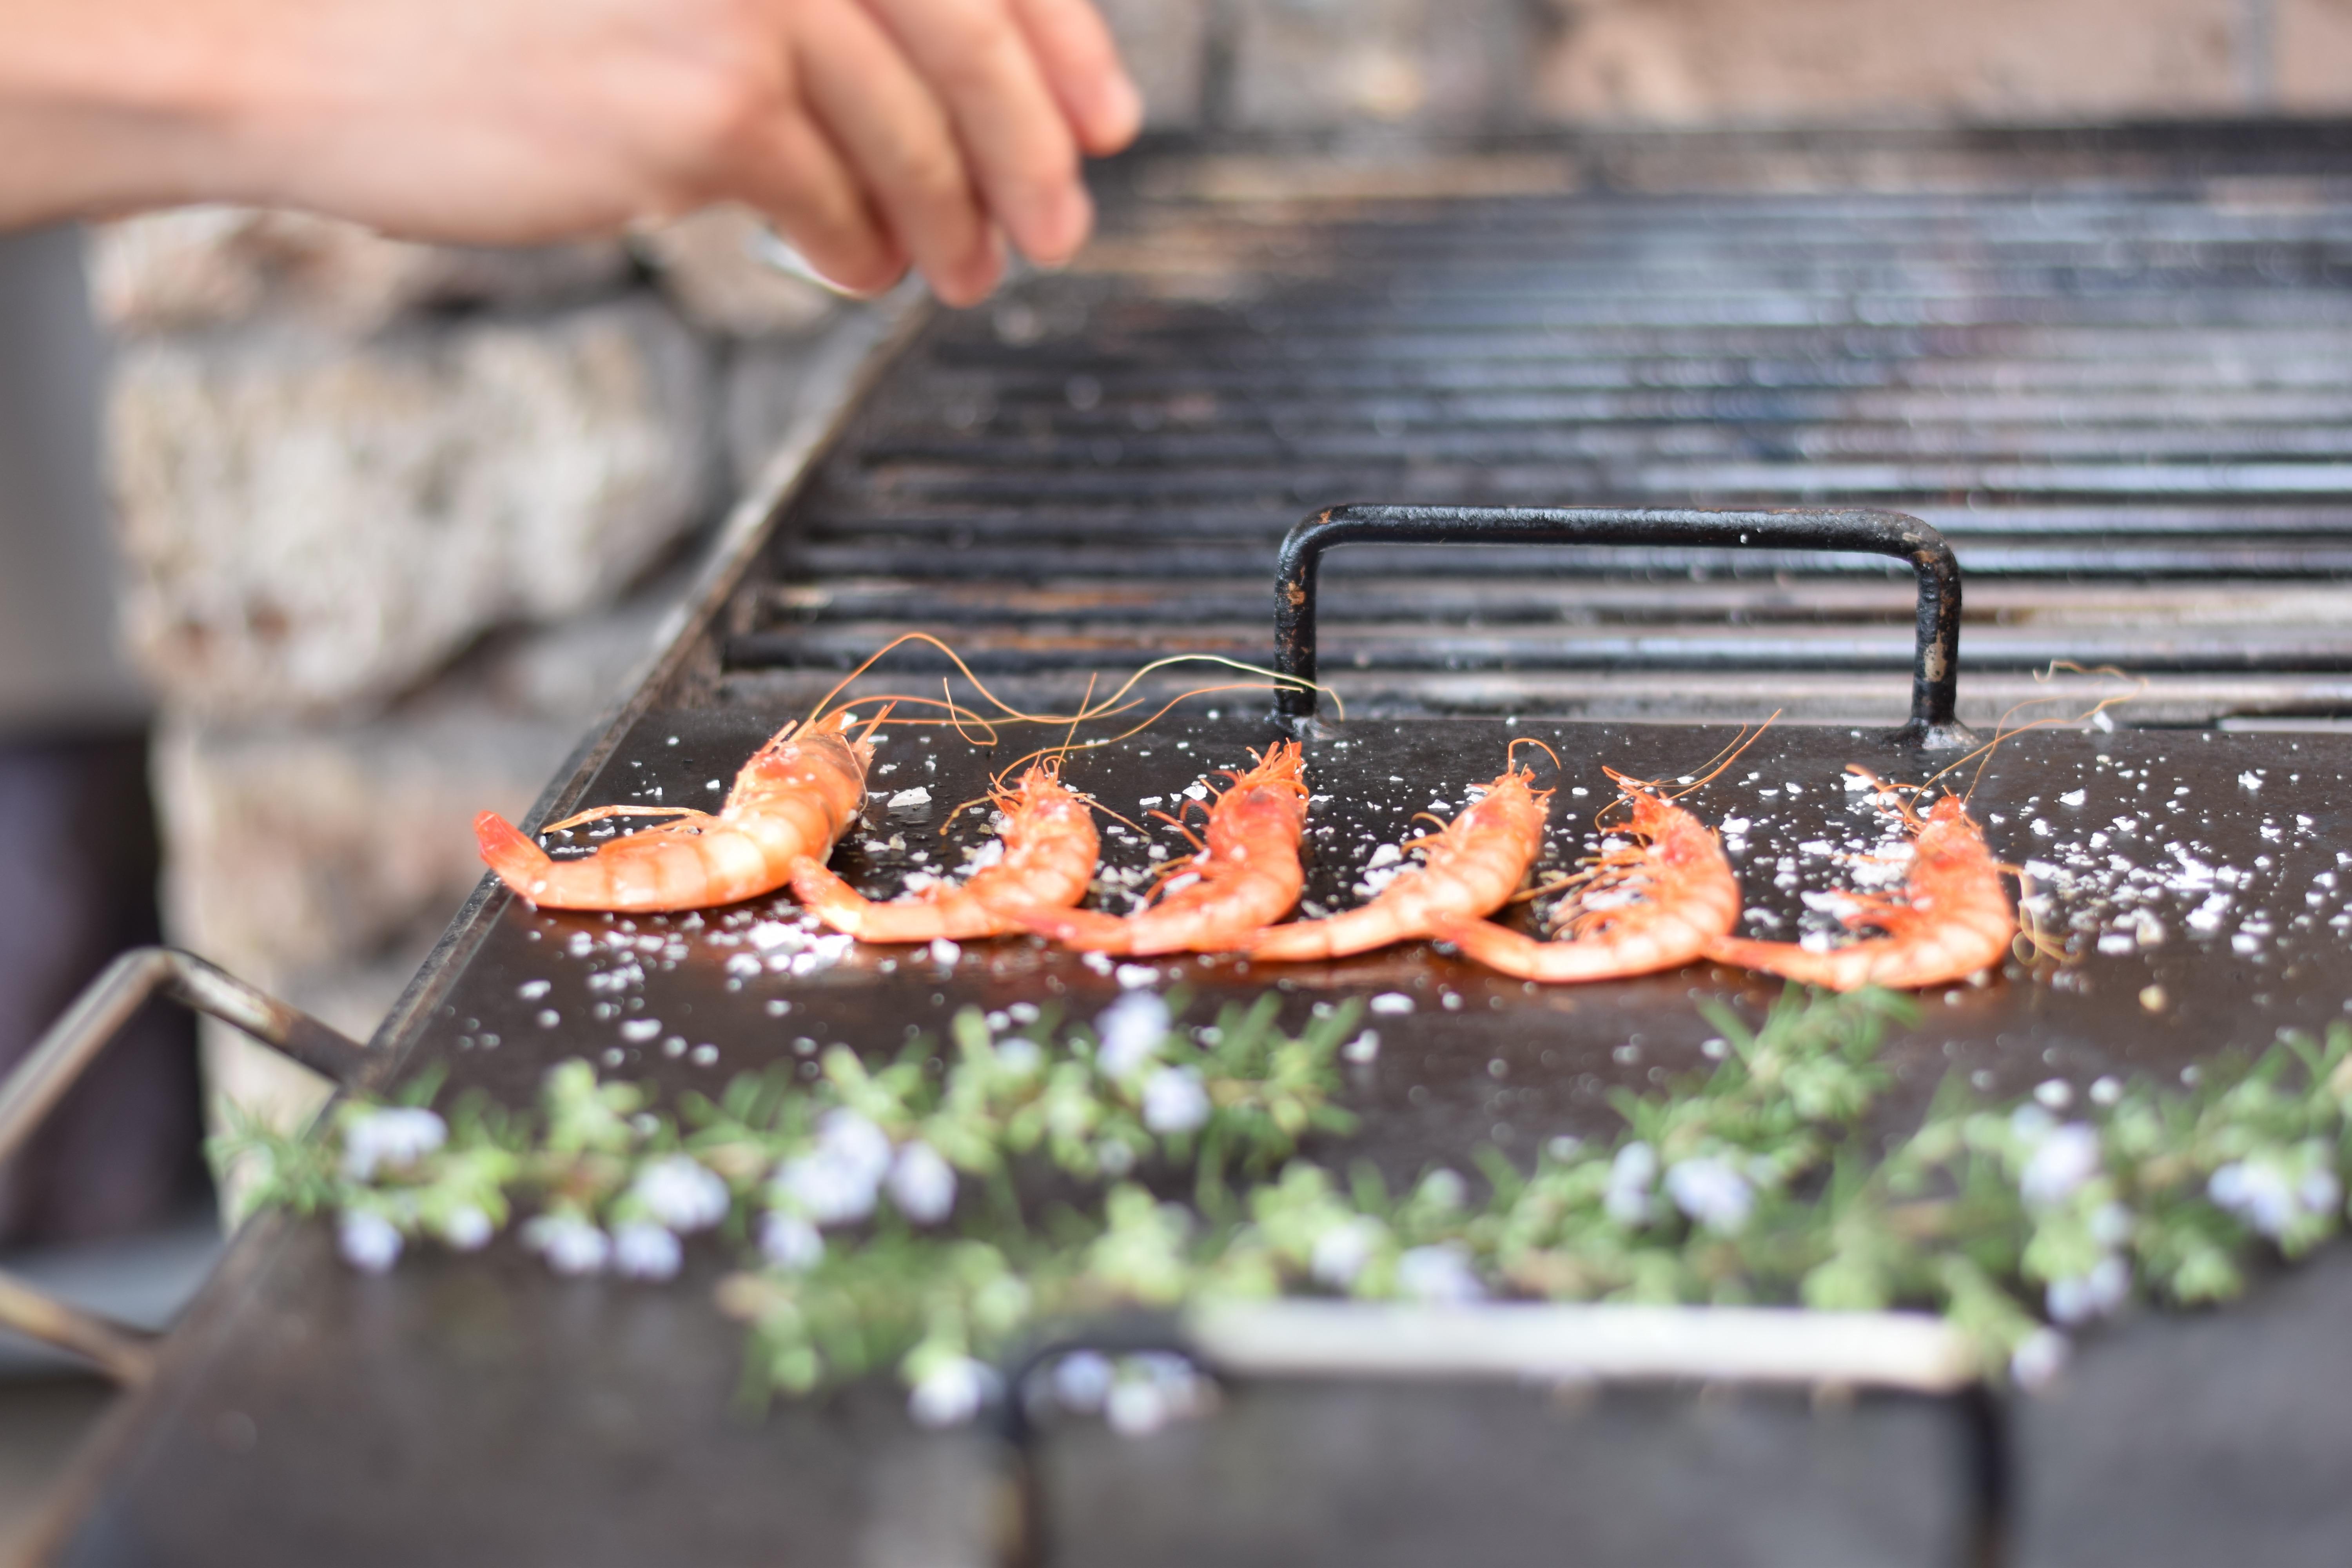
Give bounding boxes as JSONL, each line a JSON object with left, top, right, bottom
{"left": 715, "top": 133, "right": 2352, "bottom": 727}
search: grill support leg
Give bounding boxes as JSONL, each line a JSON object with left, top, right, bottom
{"left": 0, "top": 947, "right": 369, "bottom": 1383}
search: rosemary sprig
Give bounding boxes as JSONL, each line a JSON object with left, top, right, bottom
{"left": 220, "top": 984, "right": 2352, "bottom": 1420}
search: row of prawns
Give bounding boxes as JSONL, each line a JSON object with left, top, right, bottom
{"left": 474, "top": 706, "right": 2016, "bottom": 993}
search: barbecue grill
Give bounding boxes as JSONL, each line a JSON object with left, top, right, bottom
{"left": 28, "top": 123, "right": 2352, "bottom": 1566}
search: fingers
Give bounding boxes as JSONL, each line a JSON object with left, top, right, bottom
{"left": 857, "top": 0, "right": 1093, "bottom": 268}
{"left": 729, "top": 110, "right": 910, "bottom": 297}
{"left": 1008, "top": 0, "right": 1144, "bottom": 156}
{"left": 794, "top": 0, "right": 1004, "bottom": 303}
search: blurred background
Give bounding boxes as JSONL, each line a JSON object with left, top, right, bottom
{"left": 6, "top": 0, "right": 2352, "bottom": 1552}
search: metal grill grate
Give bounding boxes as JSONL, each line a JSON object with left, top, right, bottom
{"left": 715, "top": 132, "right": 2352, "bottom": 727}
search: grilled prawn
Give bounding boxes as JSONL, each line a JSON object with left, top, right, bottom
{"left": 475, "top": 711, "right": 875, "bottom": 912}
{"left": 1247, "top": 762, "right": 1550, "bottom": 962}
{"left": 1431, "top": 770, "right": 1737, "bottom": 982}
{"left": 790, "top": 760, "right": 1098, "bottom": 942}
{"left": 1018, "top": 741, "right": 1308, "bottom": 955}
{"left": 1706, "top": 786, "right": 2013, "bottom": 991}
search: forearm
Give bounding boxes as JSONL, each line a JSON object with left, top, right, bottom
{"left": 0, "top": 0, "right": 262, "bottom": 227}
{"left": 0, "top": 0, "right": 1140, "bottom": 296}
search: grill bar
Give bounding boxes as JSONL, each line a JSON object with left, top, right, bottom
{"left": 724, "top": 162, "right": 2352, "bottom": 724}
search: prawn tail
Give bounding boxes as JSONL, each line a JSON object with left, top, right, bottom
{"left": 788, "top": 861, "right": 884, "bottom": 940}
{"left": 1428, "top": 914, "right": 1551, "bottom": 976}
{"left": 1436, "top": 913, "right": 1684, "bottom": 983}
{"left": 1247, "top": 904, "right": 1410, "bottom": 963}
{"left": 1702, "top": 935, "right": 1866, "bottom": 992}
{"left": 1011, "top": 905, "right": 1136, "bottom": 954}
{"left": 476, "top": 811, "right": 556, "bottom": 902}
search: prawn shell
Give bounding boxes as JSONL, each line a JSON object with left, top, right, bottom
{"left": 1703, "top": 794, "right": 2015, "bottom": 991}
{"left": 1247, "top": 766, "right": 1550, "bottom": 963}
{"left": 791, "top": 762, "right": 1099, "bottom": 942}
{"left": 1020, "top": 742, "right": 1309, "bottom": 956}
{"left": 1434, "top": 782, "right": 1737, "bottom": 984}
{"left": 475, "top": 716, "right": 871, "bottom": 912}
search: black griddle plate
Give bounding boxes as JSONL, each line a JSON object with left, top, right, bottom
{"left": 54, "top": 710, "right": 2352, "bottom": 1567}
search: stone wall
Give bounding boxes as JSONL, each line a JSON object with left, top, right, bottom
{"left": 1106, "top": 0, "right": 2352, "bottom": 131}
{"left": 96, "top": 205, "right": 895, "bottom": 1131}
{"left": 102, "top": 0, "right": 2352, "bottom": 1137}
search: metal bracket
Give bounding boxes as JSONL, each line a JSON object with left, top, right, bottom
{"left": 1272, "top": 504, "right": 1976, "bottom": 748}
{"left": 991, "top": 1301, "right": 1985, "bottom": 1568}
{"left": 0, "top": 948, "right": 368, "bottom": 1383}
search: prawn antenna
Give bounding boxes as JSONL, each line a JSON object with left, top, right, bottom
{"left": 1665, "top": 710, "right": 1783, "bottom": 800}
{"left": 1504, "top": 735, "right": 1563, "bottom": 779}
{"left": 1065, "top": 655, "right": 1345, "bottom": 728}
{"left": 1922, "top": 663, "right": 2147, "bottom": 799}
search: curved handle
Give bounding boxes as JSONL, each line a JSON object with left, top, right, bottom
{"left": 1273, "top": 504, "right": 1974, "bottom": 748}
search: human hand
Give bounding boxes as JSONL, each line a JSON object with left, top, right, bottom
{"left": 0, "top": 0, "right": 1144, "bottom": 304}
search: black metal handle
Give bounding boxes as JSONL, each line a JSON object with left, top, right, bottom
{"left": 1273, "top": 504, "right": 1974, "bottom": 748}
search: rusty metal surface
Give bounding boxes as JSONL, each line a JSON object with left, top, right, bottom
{"left": 50, "top": 700, "right": 2352, "bottom": 1563}
{"left": 1034, "top": 1381, "right": 1980, "bottom": 1568}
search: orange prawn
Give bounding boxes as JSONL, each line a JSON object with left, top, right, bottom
{"left": 1431, "top": 768, "right": 1738, "bottom": 982}
{"left": 475, "top": 710, "right": 877, "bottom": 912}
{"left": 1247, "top": 760, "right": 1551, "bottom": 963}
{"left": 1705, "top": 781, "right": 2014, "bottom": 991}
{"left": 1017, "top": 741, "right": 1308, "bottom": 955}
{"left": 789, "top": 759, "right": 1099, "bottom": 942}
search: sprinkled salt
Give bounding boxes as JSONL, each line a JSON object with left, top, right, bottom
{"left": 2058, "top": 790, "right": 2086, "bottom": 807}
{"left": 1368, "top": 993, "right": 1415, "bottom": 1016}
{"left": 1396, "top": 1244, "right": 1484, "bottom": 1303}
{"left": 632, "top": 1155, "right": 731, "bottom": 1232}
{"left": 341, "top": 1107, "right": 447, "bottom": 1181}
{"left": 517, "top": 979, "right": 551, "bottom": 1000}
{"left": 887, "top": 787, "right": 933, "bottom": 810}
{"left": 1114, "top": 964, "right": 1159, "bottom": 989}
{"left": 1665, "top": 1157, "right": 1753, "bottom": 1233}
{"left": 887, "top": 1141, "right": 958, "bottom": 1224}
{"left": 1310, "top": 1219, "right": 1378, "bottom": 1287}
{"left": 2034, "top": 1080, "right": 2073, "bottom": 1110}
{"left": 1051, "top": 1351, "right": 1114, "bottom": 1412}
{"left": 337, "top": 1211, "right": 402, "bottom": 1273}
{"left": 524, "top": 1214, "right": 611, "bottom": 1275}
{"left": 440, "top": 1207, "right": 494, "bottom": 1251}
{"left": 2020, "top": 1123, "right": 2101, "bottom": 1207}
{"left": 758, "top": 1212, "right": 824, "bottom": 1271}
{"left": 2011, "top": 1329, "right": 2069, "bottom": 1390}
{"left": 1342, "top": 1030, "right": 1380, "bottom": 1063}
{"left": 1605, "top": 1142, "right": 1658, "bottom": 1226}
{"left": 909, "top": 1358, "right": 995, "bottom": 1428}
{"left": 818, "top": 1109, "right": 893, "bottom": 1183}
{"left": 1105, "top": 1379, "right": 1170, "bottom": 1436}
{"left": 612, "top": 1222, "right": 683, "bottom": 1280}
{"left": 1142, "top": 1066, "right": 1212, "bottom": 1135}
{"left": 1097, "top": 992, "right": 1171, "bottom": 1077}
{"left": 773, "top": 1150, "right": 878, "bottom": 1227}
{"left": 928, "top": 938, "right": 962, "bottom": 967}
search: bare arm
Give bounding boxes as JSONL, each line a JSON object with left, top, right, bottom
{"left": 0, "top": 0, "right": 1141, "bottom": 304}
